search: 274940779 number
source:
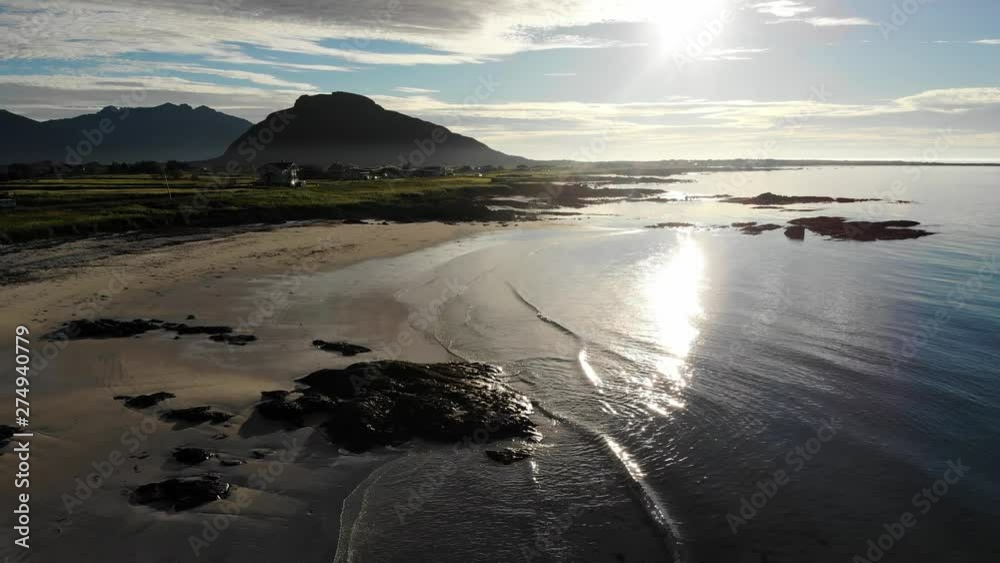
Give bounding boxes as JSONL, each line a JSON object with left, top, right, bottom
{"left": 14, "top": 326, "right": 30, "bottom": 428}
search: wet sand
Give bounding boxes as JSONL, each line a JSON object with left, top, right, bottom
{"left": 0, "top": 221, "right": 498, "bottom": 563}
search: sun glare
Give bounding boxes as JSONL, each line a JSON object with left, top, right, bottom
{"left": 639, "top": 0, "right": 731, "bottom": 54}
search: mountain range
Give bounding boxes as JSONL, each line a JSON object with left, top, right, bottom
{"left": 1, "top": 93, "right": 527, "bottom": 168}
{"left": 0, "top": 104, "right": 252, "bottom": 164}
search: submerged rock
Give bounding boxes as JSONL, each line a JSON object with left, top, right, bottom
{"left": 129, "top": 475, "right": 230, "bottom": 511}
{"left": 173, "top": 447, "right": 213, "bottom": 465}
{"left": 312, "top": 340, "right": 372, "bottom": 356}
{"left": 788, "top": 216, "right": 932, "bottom": 241}
{"left": 161, "top": 406, "right": 234, "bottom": 425}
{"left": 256, "top": 361, "right": 538, "bottom": 453}
{"left": 485, "top": 446, "right": 534, "bottom": 465}
{"left": 116, "top": 392, "right": 176, "bottom": 409}
{"left": 645, "top": 222, "right": 695, "bottom": 229}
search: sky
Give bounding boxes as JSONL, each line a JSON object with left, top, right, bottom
{"left": 1, "top": 0, "right": 999, "bottom": 161}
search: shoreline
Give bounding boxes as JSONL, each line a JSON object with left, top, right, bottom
{"left": 0, "top": 220, "right": 503, "bottom": 334}
{"left": 0, "top": 220, "right": 529, "bottom": 563}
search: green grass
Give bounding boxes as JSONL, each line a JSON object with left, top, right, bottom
{"left": 0, "top": 174, "right": 499, "bottom": 242}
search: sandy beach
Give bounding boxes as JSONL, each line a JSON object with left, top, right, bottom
{"left": 0, "top": 221, "right": 506, "bottom": 563}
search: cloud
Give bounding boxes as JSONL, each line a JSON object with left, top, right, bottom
{"left": 973, "top": 39, "right": 1000, "bottom": 45}
{"left": 752, "top": 1, "right": 815, "bottom": 18}
{"left": 805, "top": 17, "right": 875, "bottom": 27}
{"left": 393, "top": 87, "right": 440, "bottom": 94}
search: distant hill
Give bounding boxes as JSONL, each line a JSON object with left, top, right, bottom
{"left": 0, "top": 104, "right": 252, "bottom": 165}
{"left": 215, "top": 92, "right": 528, "bottom": 169}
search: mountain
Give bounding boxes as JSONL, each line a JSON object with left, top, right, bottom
{"left": 216, "top": 92, "right": 528, "bottom": 168}
{"left": 0, "top": 104, "right": 252, "bottom": 165}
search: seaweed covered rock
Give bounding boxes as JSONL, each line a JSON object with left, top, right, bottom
{"left": 312, "top": 340, "right": 371, "bottom": 356}
{"left": 788, "top": 216, "right": 932, "bottom": 241}
{"left": 129, "top": 475, "right": 230, "bottom": 511}
{"left": 257, "top": 361, "right": 538, "bottom": 452}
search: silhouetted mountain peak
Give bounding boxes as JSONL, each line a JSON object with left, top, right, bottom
{"left": 293, "top": 91, "right": 381, "bottom": 112}
{"left": 219, "top": 90, "right": 527, "bottom": 168}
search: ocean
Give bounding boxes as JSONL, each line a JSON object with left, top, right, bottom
{"left": 305, "top": 166, "right": 1000, "bottom": 562}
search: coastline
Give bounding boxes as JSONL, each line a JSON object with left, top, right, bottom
{"left": 0, "top": 220, "right": 518, "bottom": 563}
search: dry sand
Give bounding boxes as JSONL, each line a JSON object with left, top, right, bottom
{"left": 0, "top": 221, "right": 501, "bottom": 563}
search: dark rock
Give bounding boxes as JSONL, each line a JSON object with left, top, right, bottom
{"left": 44, "top": 318, "right": 161, "bottom": 340}
{"left": 45, "top": 318, "right": 236, "bottom": 341}
{"left": 261, "top": 390, "right": 291, "bottom": 401}
{"left": 161, "top": 406, "right": 234, "bottom": 425}
{"left": 724, "top": 192, "right": 879, "bottom": 206}
{"left": 0, "top": 425, "right": 17, "bottom": 450}
{"left": 165, "top": 323, "right": 233, "bottom": 336}
{"left": 117, "top": 392, "right": 176, "bottom": 409}
{"left": 256, "top": 392, "right": 336, "bottom": 424}
{"left": 209, "top": 334, "right": 257, "bottom": 346}
{"left": 129, "top": 475, "right": 230, "bottom": 511}
{"left": 788, "top": 216, "right": 933, "bottom": 241}
{"left": 343, "top": 218, "right": 367, "bottom": 225}
{"left": 186, "top": 314, "right": 197, "bottom": 320}
{"left": 173, "top": 447, "right": 213, "bottom": 465}
{"left": 219, "top": 458, "right": 246, "bottom": 467}
{"left": 250, "top": 449, "right": 272, "bottom": 459}
{"left": 312, "top": 340, "right": 372, "bottom": 356}
{"left": 485, "top": 446, "right": 534, "bottom": 464}
{"left": 276, "top": 361, "right": 539, "bottom": 453}
{"left": 784, "top": 226, "right": 806, "bottom": 240}
{"left": 739, "top": 223, "right": 782, "bottom": 235}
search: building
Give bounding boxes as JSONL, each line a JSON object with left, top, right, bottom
{"left": 326, "top": 162, "right": 375, "bottom": 180}
{"left": 256, "top": 162, "right": 302, "bottom": 187}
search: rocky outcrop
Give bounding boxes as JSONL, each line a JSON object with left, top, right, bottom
{"left": 312, "top": 340, "right": 371, "bottom": 356}
{"left": 256, "top": 361, "right": 538, "bottom": 453}
{"left": 787, "top": 217, "right": 932, "bottom": 241}
{"left": 129, "top": 475, "right": 230, "bottom": 511}
{"left": 724, "top": 192, "right": 879, "bottom": 206}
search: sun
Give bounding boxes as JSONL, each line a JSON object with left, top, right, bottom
{"left": 640, "top": 0, "right": 732, "bottom": 54}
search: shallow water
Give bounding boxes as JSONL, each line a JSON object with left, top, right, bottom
{"left": 310, "top": 166, "right": 1000, "bottom": 562}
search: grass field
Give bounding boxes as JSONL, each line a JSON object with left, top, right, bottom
{"left": 0, "top": 173, "right": 502, "bottom": 243}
